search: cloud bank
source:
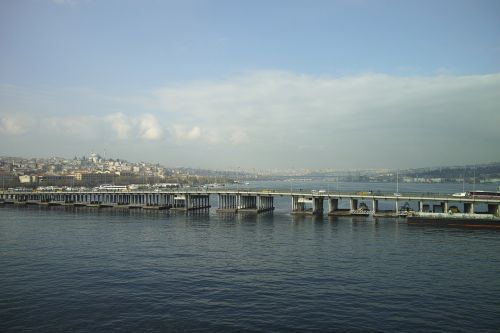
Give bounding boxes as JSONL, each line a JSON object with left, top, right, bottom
{"left": 1, "top": 71, "right": 499, "bottom": 169}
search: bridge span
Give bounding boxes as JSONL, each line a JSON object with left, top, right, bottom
{"left": 2, "top": 189, "right": 500, "bottom": 217}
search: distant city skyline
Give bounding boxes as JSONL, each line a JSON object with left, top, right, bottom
{"left": 1, "top": 0, "right": 499, "bottom": 170}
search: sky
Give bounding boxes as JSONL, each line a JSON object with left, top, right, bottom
{"left": 1, "top": 0, "right": 499, "bottom": 170}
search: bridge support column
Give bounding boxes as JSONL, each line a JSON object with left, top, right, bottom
{"left": 487, "top": 204, "right": 499, "bottom": 217}
{"left": 292, "top": 196, "right": 305, "bottom": 213}
{"left": 217, "top": 194, "right": 237, "bottom": 212}
{"left": 238, "top": 195, "right": 255, "bottom": 210}
{"left": 372, "top": 199, "right": 378, "bottom": 213}
{"left": 235, "top": 195, "right": 273, "bottom": 213}
{"left": 189, "top": 194, "right": 210, "bottom": 211}
{"left": 293, "top": 196, "right": 322, "bottom": 215}
{"left": 464, "top": 202, "right": 474, "bottom": 214}
{"left": 328, "top": 198, "right": 339, "bottom": 215}
{"left": 173, "top": 194, "right": 187, "bottom": 210}
{"left": 256, "top": 195, "right": 274, "bottom": 212}
{"left": 433, "top": 204, "right": 442, "bottom": 213}
{"left": 350, "top": 198, "right": 358, "bottom": 211}
{"left": 312, "top": 197, "right": 324, "bottom": 215}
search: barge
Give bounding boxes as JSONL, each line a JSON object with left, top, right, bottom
{"left": 407, "top": 212, "right": 500, "bottom": 228}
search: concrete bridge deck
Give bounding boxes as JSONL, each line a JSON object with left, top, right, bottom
{"left": 1, "top": 189, "right": 499, "bottom": 216}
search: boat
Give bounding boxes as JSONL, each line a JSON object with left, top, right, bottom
{"left": 351, "top": 202, "right": 370, "bottom": 216}
{"left": 467, "top": 191, "right": 500, "bottom": 199}
{"left": 407, "top": 212, "right": 500, "bottom": 228}
{"left": 351, "top": 209, "right": 370, "bottom": 216}
{"left": 399, "top": 202, "right": 414, "bottom": 216}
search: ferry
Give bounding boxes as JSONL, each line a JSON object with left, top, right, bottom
{"left": 467, "top": 191, "right": 500, "bottom": 199}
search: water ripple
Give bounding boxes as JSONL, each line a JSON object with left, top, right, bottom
{"left": 1, "top": 206, "right": 500, "bottom": 332}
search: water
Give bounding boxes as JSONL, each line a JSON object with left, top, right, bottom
{"left": 2, "top": 182, "right": 500, "bottom": 332}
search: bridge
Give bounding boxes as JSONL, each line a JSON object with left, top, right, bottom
{"left": 1, "top": 189, "right": 499, "bottom": 217}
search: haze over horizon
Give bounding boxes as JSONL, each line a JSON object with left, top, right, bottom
{"left": 1, "top": 0, "right": 499, "bottom": 170}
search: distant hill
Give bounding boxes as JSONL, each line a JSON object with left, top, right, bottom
{"left": 403, "top": 162, "right": 500, "bottom": 181}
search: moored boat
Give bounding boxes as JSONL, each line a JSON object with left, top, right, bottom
{"left": 407, "top": 212, "right": 500, "bottom": 228}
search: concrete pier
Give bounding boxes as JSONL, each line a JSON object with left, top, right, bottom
{"left": 292, "top": 195, "right": 323, "bottom": 215}
{"left": 172, "top": 194, "right": 210, "bottom": 211}
{"left": 217, "top": 193, "right": 238, "bottom": 212}
{"left": 217, "top": 194, "right": 274, "bottom": 213}
{"left": 328, "top": 198, "right": 351, "bottom": 216}
{"left": 256, "top": 195, "right": 274, "bottom": 213}
{"left": 0, "top": 191, "right": 175, "bottom": 210}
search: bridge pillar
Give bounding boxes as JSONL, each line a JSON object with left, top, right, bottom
{"left": 328, "top": 198, "right": 339, "bottom": 214}
{"left": 292, "top": 196, "right": 322, "bottom": 215}
{"left": 350, "top": 198, "right": 358, "bottom": 211}
{"left": 172, "top": 194, "right": 210, "bottom": 211}
{"left": 292, "top": 196, "right": 306, "bottom": 213}
{"left": 433, "top": 204, "right": 443, "bottom": 213}
{"left": 372, "top": 199, "right": 379, "bottom": 213}
{"left": 238, "top": 195, "right": 257, "bottom": 210}
{"left": 463, "top": 202, "right": 474, "bottom": 214}
{"left": 487, "top": 204, "right": 499, "bottom": 217}
{"left": 312, "top": 197, "right": 324, "bottom": 215}
{"left": 173, "top": 194, "right": 186, "bottom": 209}
{"left": 217, "top": 194, "right": 237, "bottom": 212}
{"left": 187, "top": 194, "right": 210, "bottom": 211}
{"left": 253, "top": 195, "right": 273, "bottom": 213}
{"left": 257, "top": 195, "right": 273, "bottom": 212}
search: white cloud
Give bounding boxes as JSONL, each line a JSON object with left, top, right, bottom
{"left": 172, "top": 125, "right": 201, "bottom": 141}
{"left": 106, "top": 112, "right": 132, "bottom": 140}
{"left": 138, "top": 114, "right": 162, "bottom": 141}
{"left": 106, "top": 112, "right": 165, "bottom": 141}
{"left": 152, "top": 71, "right": 500, "bottom": 168}
{"left": 154, "top": 72, "right": 500, "bottom": 134}
{"left": 0, "top": 115, "right": 29, "bottom": 135}
{"left": 1, "top": 72, "right": 499, "bottom": 169}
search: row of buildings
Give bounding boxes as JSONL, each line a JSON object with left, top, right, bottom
{"left": 0, "top": 153, "right": 218, "bottom": 188}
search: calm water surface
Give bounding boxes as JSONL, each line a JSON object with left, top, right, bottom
{"left": 1, "top": 185, "right": 500, "bottom": 332}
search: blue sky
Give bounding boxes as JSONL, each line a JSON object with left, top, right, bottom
{"left": 1, "top": 0, "right": 499, "bottom": 170}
